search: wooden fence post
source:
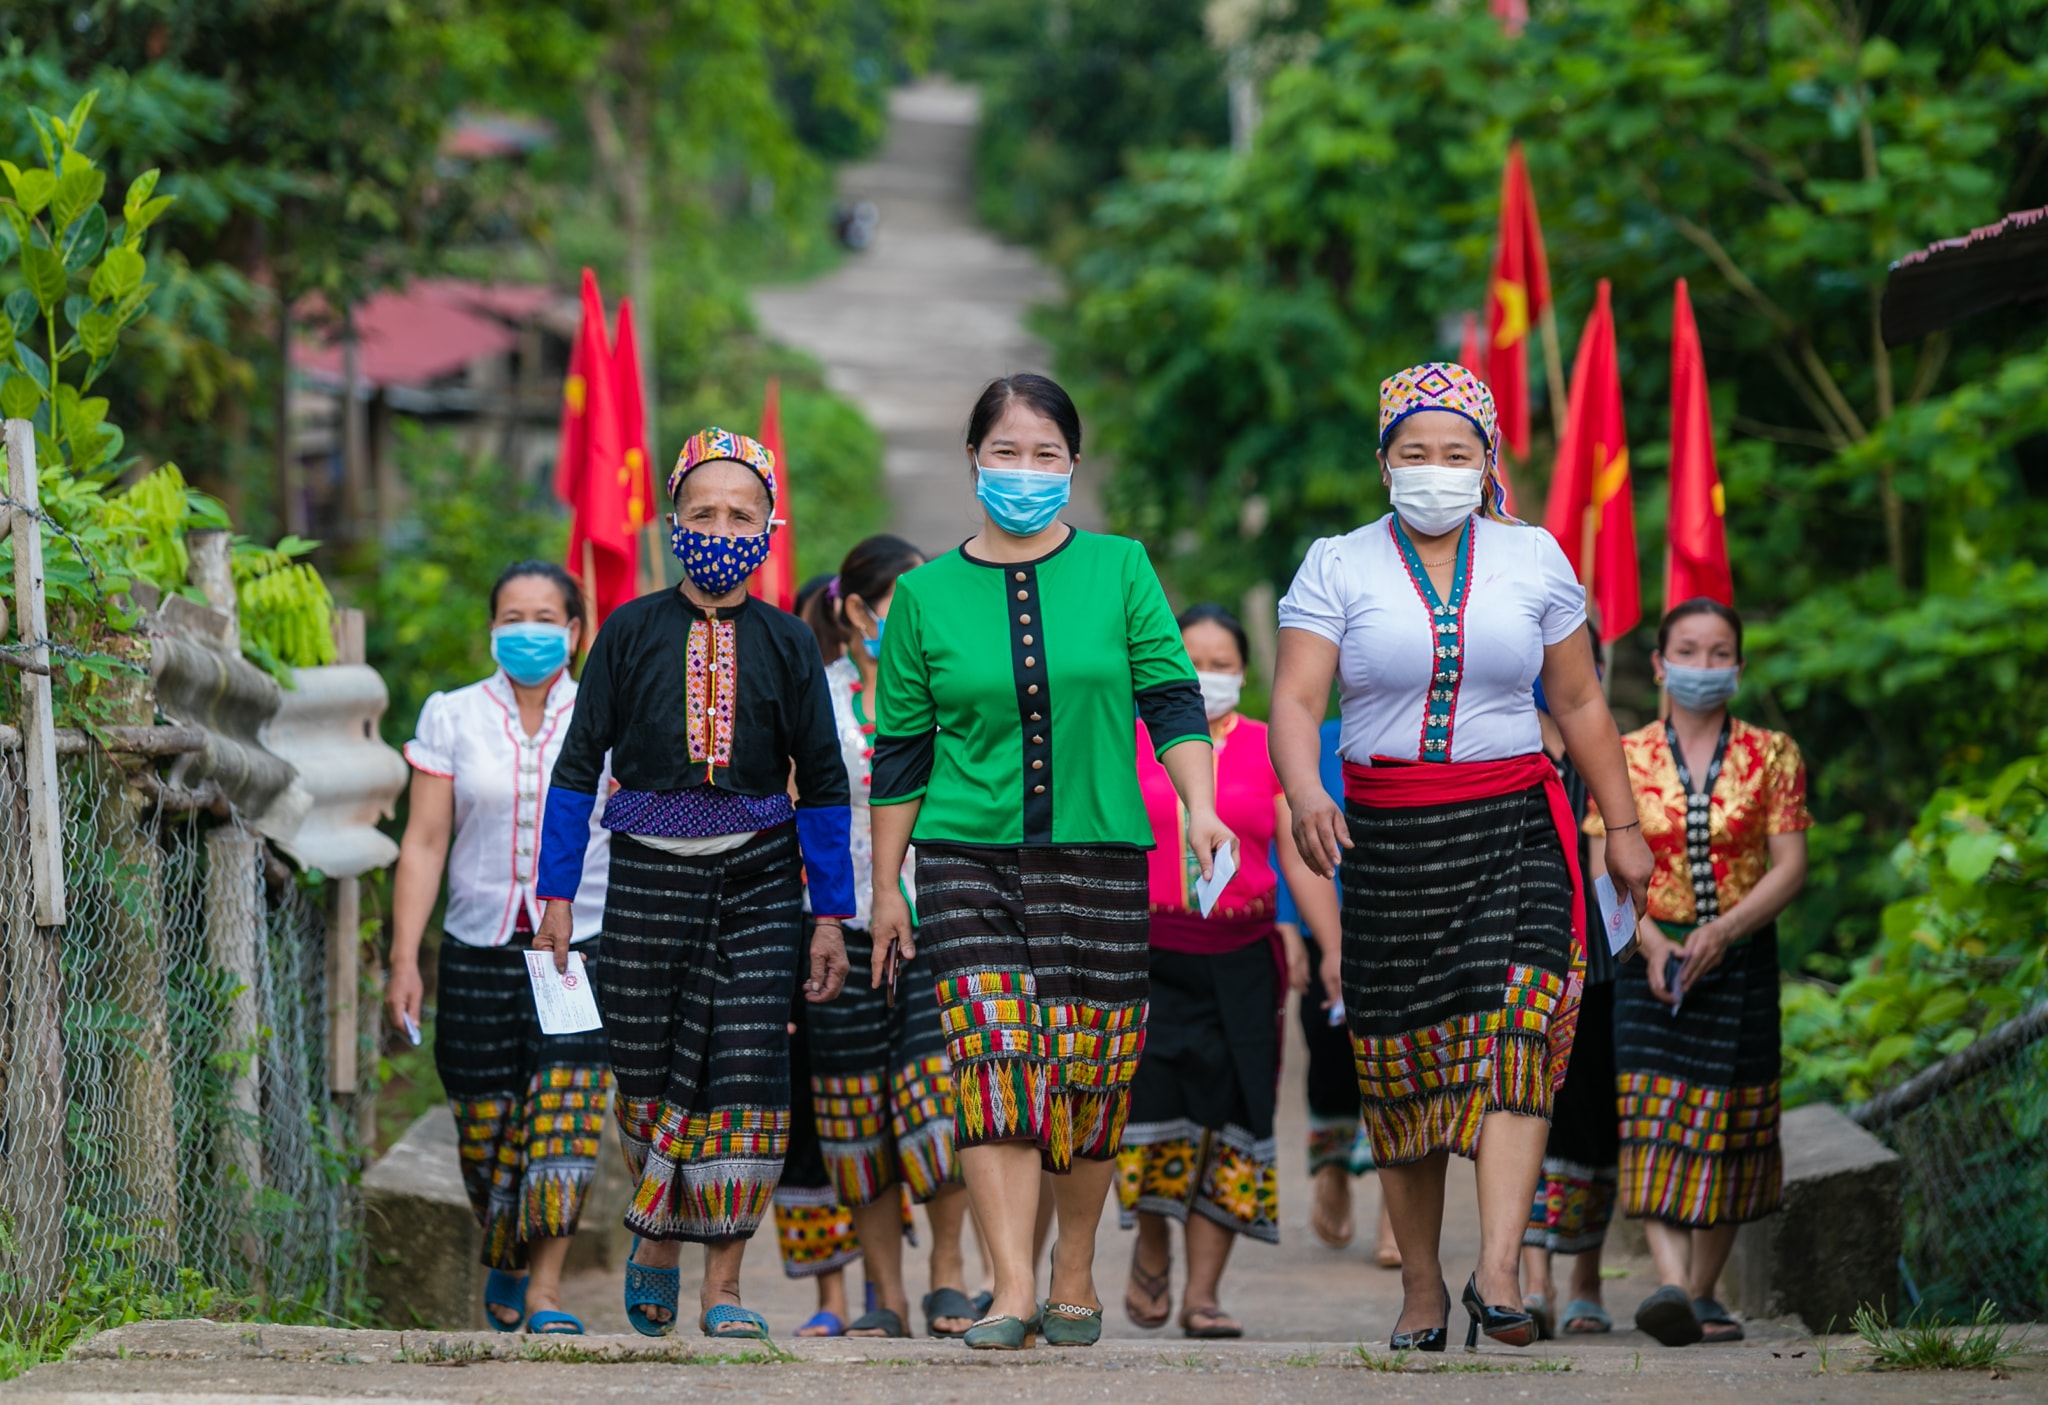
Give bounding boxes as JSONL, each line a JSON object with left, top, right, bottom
{"left": 6, "top": 420, "right": 64, "bottom": 926}
{"left": 326, "top": 608, "right": 366, "bottom": 1099}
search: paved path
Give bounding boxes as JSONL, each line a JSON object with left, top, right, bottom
{"left": 752, "top": 79, "right": 1098, "bottom": 555}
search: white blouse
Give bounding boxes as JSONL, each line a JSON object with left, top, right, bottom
{"left": 405, "top": 671, "right": 609, "bottom": 946}
{"left": 1278, "top": 513, "right": 1586, "bottom": 766}
{"left": 823, "top": 654, "right": 915, "bottom": 929}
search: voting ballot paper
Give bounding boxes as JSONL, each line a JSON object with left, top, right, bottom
{"left": 1194, "top": 841, "right": 1240, "bottom": 918}
{"left": 1594, "top": 874, "right": 1638, "bottom": 958}
{"left": 524, "top": 950, "right": 604, "bottom": 1035}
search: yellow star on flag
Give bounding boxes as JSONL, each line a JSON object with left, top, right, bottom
{"left": 1492, "top": 278, "right": 1530, "bottom": 350}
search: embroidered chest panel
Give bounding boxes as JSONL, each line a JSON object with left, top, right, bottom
{"left": 685, "top": 617, "right": 739, "bottom": 767}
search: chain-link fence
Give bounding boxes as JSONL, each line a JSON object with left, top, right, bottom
{"left": 1850, "top": 1000, "right": 2048, "bottom": 1322}
{"left": 0, "top": 747, "right": 369, "bottom": 1331}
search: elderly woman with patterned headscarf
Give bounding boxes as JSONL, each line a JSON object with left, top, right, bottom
{"left": 533, "top": 428, "right": 854, "bottom": 1344}
{"left": 1269, "top": 365, "right": 1653, "bottom": 1355}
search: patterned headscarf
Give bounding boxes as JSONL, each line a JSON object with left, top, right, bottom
{"left": 1377, "top": 362, "right": 1500, "bottom": 465}
{"left": 668, "top": 427, "right": 778, "bottom": 508}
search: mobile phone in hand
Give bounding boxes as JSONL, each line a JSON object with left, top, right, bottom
{"left": 1664, "top": 954, "right": 1685, "bottom": 1013}
{"left": 884, "top": 942, "right": 901, "bottom": 1009}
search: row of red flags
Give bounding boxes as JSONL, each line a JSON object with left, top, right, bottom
{"left": 1467, "top": 144, "right": 1734, "bottom": 643}
{"left": 555, "top": 267, "right": 799, "bottom": 629}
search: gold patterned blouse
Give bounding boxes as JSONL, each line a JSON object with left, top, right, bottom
{"left": 1586, "top": 717, "right": 1812, "bottom": 926}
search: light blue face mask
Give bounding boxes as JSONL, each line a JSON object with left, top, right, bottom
{"left": 492, "top": 622, "right": 572, "bottom": 687}
{"left": 862, "top": 612, "right": 887, "bottom": 661}
{"left": 976, "top": 462, "right": 1072, "bottom": 537}
{"left": 1663, "top": 661, "right": 1740, "bottom": 710}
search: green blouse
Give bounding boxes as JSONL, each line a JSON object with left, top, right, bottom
{"left": 871, "top": 529, "right": 1208, "bottom": 848}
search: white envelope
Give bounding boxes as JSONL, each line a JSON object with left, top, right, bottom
{"left": 1195, "top": 841, "right": 1240, "bottom": 918}
{"left": 1594, "top": 874, "right": 1637, "bottom": 957}
{"left": 525, "top": 950, "right": 604, "bottom": 1035}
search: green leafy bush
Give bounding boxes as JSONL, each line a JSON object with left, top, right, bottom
{"left": 1783, "top": 745, "right": 2048, "bottom": 1107}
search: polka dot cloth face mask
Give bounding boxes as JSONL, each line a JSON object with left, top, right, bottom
{"left": 672, "top": 521, "right": 774, "bottom": 596}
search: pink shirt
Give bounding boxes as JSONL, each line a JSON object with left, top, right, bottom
{"left": 1138, "top": 716, "right": 1281, "bottom": 921}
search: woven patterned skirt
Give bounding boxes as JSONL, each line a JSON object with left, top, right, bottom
{"left": 1302, "top": 939, "right": 1374, "bottom": 1177}
{"left": 434, "top": 939, "right": 610, "bottom": 1270}
{"left": 809, "top": 926, "right": 960, "bottom": 1205}
{"left": 773, "top": 996, "right": 860, "bottom": 1278}
{"left": 1117, "top": 939, "right": 1280, "bottom": 1243}
{"left": 1340, "top": 785, "right": 1579, "bottom": 1167}
{"left": 1525, "top": 980, "right": 1619, "bottom": 1253}
{"left": 916, "top": 844, "right": 1149, "bottom": 1173}
{"left": 600, "top": 827, "right": 805, "bottom": 1244}
{"left": 1615, "top": 922, "right": 1783, "bottom": 1228}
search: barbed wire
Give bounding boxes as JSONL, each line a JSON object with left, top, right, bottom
{"left": 0, "top": 492, "right": 125, "bottom": 612}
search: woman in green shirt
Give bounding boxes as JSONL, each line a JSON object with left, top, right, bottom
{"left": 869, "top": 374, "right": 1232, "bottom": 1351}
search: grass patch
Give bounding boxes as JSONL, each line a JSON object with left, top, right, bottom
{"left": 1351, "top": 1344, "right": 1414, "bottom": 1371}
{"left": 1851, "top": 1301, "right": 2028, "bottom": 1372}
{"left": 0, "top": 1260, "right": 244, "bottom": 1383}
{"left": 392, "top": 1337, "right": 794, "bottom": 1366}
{"left": 1283, "top": 1349, "right": 1322, "bottom": 1367}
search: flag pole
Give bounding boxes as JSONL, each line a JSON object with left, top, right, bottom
{"left": 581, "top": 538, "right": 599, "bottom": 646}
{"left": 1541, "top": 303, "right": 1569, "bottom": 443}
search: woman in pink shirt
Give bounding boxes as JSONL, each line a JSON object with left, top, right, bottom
{"left": 1117, "top": 605, "right": 1342, "bottom": 1338}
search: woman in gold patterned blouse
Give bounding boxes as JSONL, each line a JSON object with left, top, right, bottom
{"left": 1586, "top": 598, "right": 1810, "bottom": 1349}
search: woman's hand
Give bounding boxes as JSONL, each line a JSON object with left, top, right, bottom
{"left": 533, "top": 899, "right": 576, "bottom": 973}
{"left": 385, "top": 955, "right": 423, "bottom": 1033}
{"left": 1636, "top": 920, "right": 1681, "bottom": 1006}
{"left": 1276, "top": 923, "right": 1310, "bottom": 995}
{"left": 1185, "top": 809, "right": 1236, "bottom": 883}
{"left": 869, "top": 887, "right": 917, "bottom": 990}
{"left": 1677, "top": 918, "right": 1734, "bottom": 992}
{"left": 1602, "top": 824, "right": 1655, "bottom": 921}
{"left": 1289, "top": 790, "right": 1351, "bottom": 880}
{"left": 805, "top": 921, "right": 850, "bottom": 1003}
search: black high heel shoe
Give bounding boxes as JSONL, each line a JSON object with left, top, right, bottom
{"left": 1461, "top": 1273, "right": 1536, "bottom": 1349}
{"left": 1389, "top": 1280, "right": 1451, "bottom": 1353}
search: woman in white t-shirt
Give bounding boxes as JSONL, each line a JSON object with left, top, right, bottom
{"left": 1270, "top": 364, "right": 1653, "bottom": 1356}
{"left": 388, "top": 561, "right": 611, "bottom": 1336}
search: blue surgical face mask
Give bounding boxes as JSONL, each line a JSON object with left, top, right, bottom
{"left": 492, "top": 622, "right": 572, "bottom": 687}
{"left": 1663, "top": 661, "right": 1740, "bottom": 710}
{"left": 975, "top": 462, "right": 1071, "bottom": 537}
{"left": 862, "top": 612, "right": 887, "bottom": 661}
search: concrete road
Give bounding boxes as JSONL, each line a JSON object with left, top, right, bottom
{"left": 752, "top": 79, "right": 1096, "bottom": 557}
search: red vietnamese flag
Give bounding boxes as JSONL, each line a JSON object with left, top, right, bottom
{"left": 748, "top": 377, "right": 798, "bottom": 612}
{"left": 611, "top": 298, "right": 655, "bottom": 586}
{"left": 1542, "top": 280, "right": 1640, "bottom": 642}
{"left": 1457, "top": 311, "right": 1484, "bottom": 378}
{"left": 1483, "top": 143, "right": 1553, "bottom": 464}
{"left": 558, "top": 269, "right": 639, "bottom": 627}
{"left": 1665, "top": 279, "right": 1734, "bottom": 609}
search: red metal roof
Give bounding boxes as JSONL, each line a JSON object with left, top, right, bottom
{"left": 292, "top": 279, "right": 559, "bottom": 388}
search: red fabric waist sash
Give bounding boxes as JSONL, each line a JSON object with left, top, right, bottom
{"left": 1341, "top": 753, "right": 1585, "bottom": 957}
{"left": 1149, "top": 911, "right": 1273, "bottom": 956}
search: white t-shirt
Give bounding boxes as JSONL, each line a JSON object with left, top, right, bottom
{"left": 405, "top": 672, "right": 610, "bottom": 946}
{"left": 1277, "top": 514, "right": 1586, "bottom": 765}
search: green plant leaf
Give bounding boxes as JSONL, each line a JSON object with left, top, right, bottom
{"left": 59, "top": 204, "right": 106, "bottom": 272}
{"left": 0, "top": 219, "right": 16, "bottom": 263}
{"left": 122, "top": 167, "right": 160, "bottom": 220}
{"left": 1944, "top": 831, "right": 2005, "bottom": 884}
{"left": 63, "top": 91, "right": 98, "bottom": 145}
{"left": 1866, "top": 1032, "right": 1918, "bottom": 1072}
{"left": 22, "top": 245, "right": 69, "bottom": 311}
{"left": 89, "top": 247, "right": 144, "bottom": 302}
{"left": 7, "top": 167, "right": 56, "bottom": 216}
{"left": 77, "top": 310, "right": 119, "bottom": 360}
{"left": 13, "top": 342, "right": 50, "bottom": 392}
{"left": 128, "top": 194, "right": 175, "bottom": 234}
{"left": 50, "top": 165, "right": 106, "bottom": 234}
{"left": 2, "top": 201, "right": 32, "bottom": 248}
{"left": 0, "top": 373, "right": 43, "bottom": 420}
{"left": 4, "top": 290, "right": 33, "bottom": 338}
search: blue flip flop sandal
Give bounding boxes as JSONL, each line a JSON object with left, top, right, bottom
{"left": 484, "top": 1268, "right": 528, "bottom": 1332}
{"left": 624, "top": 1236, "right": 681, "bottom": 1338}
{"left": 794, "top": 1310, "right": 844, "bottom": 1338}
{"left": 526, "top": 1309, "right": 584, "bottom": 1335}
{"left": 702, "top": 1303, "right": 771, "bottom": 1341}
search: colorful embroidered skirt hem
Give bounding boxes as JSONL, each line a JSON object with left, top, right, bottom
{"left": 1117, "top": 1119, "right": 1280, "bottom": 1243}
{"left": 771, "top": 1185, "right": 860, "bottom": 1278}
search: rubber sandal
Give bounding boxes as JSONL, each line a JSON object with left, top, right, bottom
{"left": 923, "top": 1287, "right": 979, "bottom": 1338}
{"left": 1694, "top": 1297, "right": 1745, "bottom": 1343}
{"left": 845, "top": 1307, "right": 909, "bottom": 1338}
{"left": 1124, "top": 1248, "right": 1172, "bottom": 1329}
{"left": 1634, "top": 1285, "right": 1703, "bottom": 1346}
{"left": 972, "top": 1289, "right": 994, "bottom": 1318}
{"left": 1523, "top": 1293, "right": 1557, "bottom": 1342}
{"left": 484, "top": 1267, "right": 528, "bottom": 1332}
{"left": 623, "top": 1236, "right": 680, "bottom": 1338}
{"left": 702, "top": 1303, "right": 771, "bottom": 1341}
{"left": 525, "top": 1309, "right": 584, "bottom": 1335}
{"left": 1180, "top": 1304, "right": 1242, "bottom": 1340}
{"left": 1562, "top": 1298, "right": 1612, "bottom": 1334}
{"left": 795, "top": 1310, "right": 844, "bottom": 1337}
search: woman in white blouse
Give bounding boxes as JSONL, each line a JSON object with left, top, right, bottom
{"left": 388, "top": 561, "right": 612, "bottom": 1335}
{"left": 1270, "top": 364, "right": 1652, "bottom": 1355}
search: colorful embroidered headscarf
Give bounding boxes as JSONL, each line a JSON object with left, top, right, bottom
{"left": 668, "top": 427, "right": 778, "bottom": 507}
{"left": 1377, "top": 362, "right": 1500, "bottom": 465}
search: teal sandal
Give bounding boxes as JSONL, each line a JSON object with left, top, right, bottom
{"left": 1562, "top": 1298, "right": 1612, "bottom": 1334}
{"left": 624, "top": 1237, "right": 680, "bottom": 1338}
{"left": 526, "top": 1309, "right": 584, "bottom": 1335}
{"left": 702, "top": 1303, "right": 771, "bottom": 1341}
{"left": 484, "top": 1267, "right": 528, "bottom": 1332}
